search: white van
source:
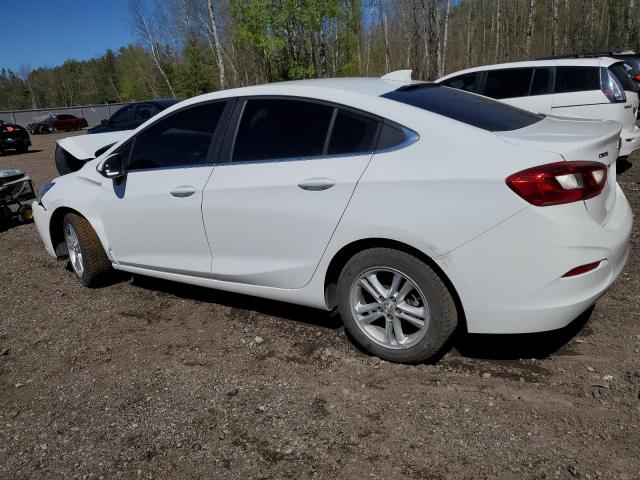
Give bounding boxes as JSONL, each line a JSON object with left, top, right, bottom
{"left": 437, "top": 58, "right": 640, "bottom": 156}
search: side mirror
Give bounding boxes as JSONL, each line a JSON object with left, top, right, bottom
{"left": 101, "top": 119, "right": 108, "bottom": 125}
{"left": 97, "top": 153, "right": 125, "bottom": 179}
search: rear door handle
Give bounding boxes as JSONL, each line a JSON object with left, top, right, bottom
{"left": 297, "top": 178, "right": 336, "bottom": 191}
{"left": 170, "top": 186, "right": 197, "bottom": 197}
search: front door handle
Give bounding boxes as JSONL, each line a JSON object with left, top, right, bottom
{"left": 170, "top": 186, "right": 197, "bottom": 197}
{"left": 297, "top": 178, "right": 336, "bottom": 191}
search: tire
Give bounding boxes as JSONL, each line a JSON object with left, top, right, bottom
{"left": 17, "top": 204, "right": 33, "bottom": 223}
{"left": 16, "top": 144, "right": 28, "bottom": 154}
{"left": 337, "top": 248, "right": 458, "bottom": 363}
{"left": 62, "top": 213, "right": 112, "bottom": 287}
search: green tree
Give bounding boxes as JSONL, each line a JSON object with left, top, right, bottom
{"left": 175, "top": 38, "right": 217, "bottom": 97}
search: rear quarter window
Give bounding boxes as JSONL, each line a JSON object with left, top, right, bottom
{"left": 381, "top": 84, "right": 543, "bottom": 132}
{"left": 554, "top": 66, "right": 601, "bottom": 93}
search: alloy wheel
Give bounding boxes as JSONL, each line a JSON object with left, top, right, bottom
{"left": 349, "top": 267, "right": 430, "bottom": 350}
{"left": 65, "top": 223, "right": 84, "bottom": 278}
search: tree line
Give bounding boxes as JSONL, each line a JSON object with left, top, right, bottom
{"left": 1, "top": 0, "right": 638, "bottom": 111}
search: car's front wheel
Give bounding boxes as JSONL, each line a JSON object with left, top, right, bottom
{"left": 337, "top": 248, "right": 458, "bottom": 363}
{"left": 63, "top": 213, "right": 112, "bottom": 287}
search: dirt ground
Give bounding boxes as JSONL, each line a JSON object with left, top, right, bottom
{"left": 0, "top": 131, "right": 638, "bottom": 480}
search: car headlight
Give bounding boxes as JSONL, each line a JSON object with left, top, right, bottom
{"left": 36, "top": 181, "right": 55, "bottom": 203}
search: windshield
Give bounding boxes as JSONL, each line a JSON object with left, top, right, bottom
{"left": 381, "top": 83, "right": 544, "bottom": 132}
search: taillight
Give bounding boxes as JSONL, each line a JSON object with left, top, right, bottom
{"left": 600, "top": 68, "right": 626, "bottom": 103}
{"left": 634, "top": 74, "right": 640, "bottom": 81}
{"left": 506, "top": 161, "right": 608, "bottom": 207}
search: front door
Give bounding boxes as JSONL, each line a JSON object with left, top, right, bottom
{"left": 202, "top": 98, "right": 381, "bottom": 289}
{"left": 99, "top": 100, "right": 231, "bottom": 273}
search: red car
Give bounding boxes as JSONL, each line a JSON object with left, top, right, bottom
{"left": 28, "top": 114, "right": 89, "bottom": 134}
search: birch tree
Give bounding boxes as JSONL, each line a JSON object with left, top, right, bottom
{"left": 525, "top": 0, "right": 536, "bottom": 56}
{"left": 132, "top": 0, "right": 175, "bottom": 97}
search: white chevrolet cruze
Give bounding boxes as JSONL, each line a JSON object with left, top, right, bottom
{"left": 33, "top": 73, "right": 633, "bottom": 363}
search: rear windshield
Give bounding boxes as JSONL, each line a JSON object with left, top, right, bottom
{"left": 381, "top": 84, "right": 543, "bottom": 132}
{"left": 609, "top": 63, "right": 636, "bottom": 91}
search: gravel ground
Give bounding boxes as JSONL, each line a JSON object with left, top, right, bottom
{"left": 0, "top": 131, "right": 639, "bottom": 480}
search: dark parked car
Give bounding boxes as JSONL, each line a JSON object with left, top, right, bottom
{"left": 28, "top": 114, "right": 89, "bottom": 134}
{"left": 0, "top": 120, "right": 31, "bottom": 154}
{"left": 86, "top": 99, "right": 180, "bottom": 134}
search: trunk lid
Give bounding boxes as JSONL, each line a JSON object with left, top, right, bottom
{"left": 496, "top": 115, "right": 622, "bottom": 224}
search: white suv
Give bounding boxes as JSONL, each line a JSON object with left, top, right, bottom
{"left": 437, "top": 58, "right": 640, "bottom": 156}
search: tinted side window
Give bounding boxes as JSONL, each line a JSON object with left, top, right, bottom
{"left": 530, "top": 68, "right": 551, "bottom": 95}
{"left": 440, "top": 72, "right": 481, "bottom": 93}
{"left": 484, "top": 68, "right": 534, "bottom": 99}
{"left": 554, "top": 67, "right": 600, "bottom": 93}
{"left": 128, "top": 102, "right": 226, "bottom": 171}
{"left": 110, "top": 105, "right": 133, "bottom": 124}
{"left": 327, "top": 110, "right": 380, "bottom": 156}
{"left": 376, "top": 123, "right": 417, "bottom": 151}
{"left": 232, "top": 99, "right": 334, "bottom": 162}
{"left": 382, "top": 84, "right": 542, "bottom": 132}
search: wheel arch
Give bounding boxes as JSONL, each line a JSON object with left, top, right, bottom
{"left": 323, "top": 238, "right": 467, "bottom": 331}
{"left": 49, "top": 207, "right": 100, "bottom": 258}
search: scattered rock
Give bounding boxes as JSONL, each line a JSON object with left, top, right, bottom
{"left": 0, "top": 348, "right": 9, "bottom": 356}
{"left": 369, "top": 356, "right": 382, "bottom": 366}
{"left": 567, "top": 465, "right": 581, "bottom": 478}
{"left": 254, "top": 336, "right": 264, "bottom": 344}
{"left": 255, "top": 405, "right": 265, "bottom": 414}
{"left": 603, "top": 375, "right": 613, "bottom": 381}
{"left": 586, "top": 366, "right": 595, "bottom": 372}
{"left": 481, "top": 372, "right": 491, "bottom": 379}
{"left": 14, "top": 383, "right": 24, "bottom": 388}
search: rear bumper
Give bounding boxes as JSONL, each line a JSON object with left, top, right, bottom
{"left": 437, "top": 186, "right": 633, "bottom": 334}
{"left": 620, "top": 126, "right": 640, "bottom": 156}
{"left": 33, "top": 201, "right": 57, "bottom": 258}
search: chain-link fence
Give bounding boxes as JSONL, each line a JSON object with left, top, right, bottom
{"left": 0, "top": 102, "right": 135, "bottom": 128}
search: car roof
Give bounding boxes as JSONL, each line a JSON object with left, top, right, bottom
{"left": 148, "top": 98, "right": 181, "bottom": 107}
{"left": 275, "top": 77, "right": 426, "bottom": 97}
{"left": 175, "top": 77, "right": 427, "bottom": 108}
{"left": 437, "top": 57, "right": 621, "bottom": 82}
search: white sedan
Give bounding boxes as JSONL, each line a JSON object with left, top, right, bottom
{"left": 32, "top": 72, "right": 633, "bottom": 363}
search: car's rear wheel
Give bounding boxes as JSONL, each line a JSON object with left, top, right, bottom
{"left": 16, "top": 145, "right": 28, "bottom": 154}
{"left": 337, "top": 248, "right": 458, "bottom": 363}
{"left": 63, "top": 213, "right": 112, "bottom": 287}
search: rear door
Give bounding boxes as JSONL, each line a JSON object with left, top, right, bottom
{"left": 202, "top": 97, "right": 380, "bottom": 289}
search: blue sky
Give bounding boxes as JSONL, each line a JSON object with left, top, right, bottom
{"left": 0, "top": 0, "right": 135, "bottom": 72}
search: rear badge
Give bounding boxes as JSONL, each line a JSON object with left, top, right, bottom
{"left": 599, "top": 151, "right": 609, "bottom": 159}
